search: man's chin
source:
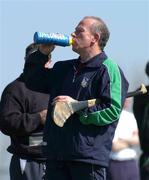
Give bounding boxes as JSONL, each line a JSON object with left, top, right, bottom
{"left": 72, "top": 46, "right": 79, "bottom": 53}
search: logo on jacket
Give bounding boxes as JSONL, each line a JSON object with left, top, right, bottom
{"left": 81, "top": 77, "right": 89, "bottom": 88}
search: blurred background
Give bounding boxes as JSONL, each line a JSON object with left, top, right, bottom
{"left": 0, "top": 0, "right": 149, "bottom": 179}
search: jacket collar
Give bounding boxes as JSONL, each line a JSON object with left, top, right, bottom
{"left": 75, "top": 51, "right": 108, "bottom": 68}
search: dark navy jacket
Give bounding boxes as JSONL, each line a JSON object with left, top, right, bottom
{"left": 43, "top": 52, "right": 129, "bottom": 167}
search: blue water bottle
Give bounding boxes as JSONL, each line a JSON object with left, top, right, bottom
{"left": 33, "top": 32, "right": 73, "bottom": 47}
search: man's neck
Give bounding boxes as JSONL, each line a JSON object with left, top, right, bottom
{"left": 80, "top": 49, "right": 102, "bottom": 63}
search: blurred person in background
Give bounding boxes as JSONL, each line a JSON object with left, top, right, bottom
{"left": 133, "top": 61, "right": 149, "bottom": 180}
{"left": 0, "top": 43, "right": 53, "bottom": 180}
{"left": 108, "top": 98, "right": 140, "bottom": 180}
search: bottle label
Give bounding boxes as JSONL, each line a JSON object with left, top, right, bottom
{"left": 34, "top": 32, "right": 72, "bottom": 46}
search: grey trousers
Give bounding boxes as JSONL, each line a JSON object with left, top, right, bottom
{"left": 9, "top": 155, "right": 46, "bottom": 180}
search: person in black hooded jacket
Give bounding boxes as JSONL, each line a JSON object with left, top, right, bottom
{"left": 0, "top": 43, "right": 54, "bottom": 180}
{"left": 133, "top": 61, "right": 149, "bottom": 180}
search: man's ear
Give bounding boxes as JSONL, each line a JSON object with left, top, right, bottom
{"left": 94, "top": 33, "right": 100, "bottom": 43}
{"left": 91, "top": 33, "right": 100, "bottom": 45}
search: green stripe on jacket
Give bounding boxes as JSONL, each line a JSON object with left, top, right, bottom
{"left": 80, "top": 59, "right": 122, "bottom": 126}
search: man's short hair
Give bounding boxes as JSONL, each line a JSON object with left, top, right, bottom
{"left": 84, "top": 16, "right": 110, "bottom": 51}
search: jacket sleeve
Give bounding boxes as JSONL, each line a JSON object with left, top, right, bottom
{"left": 0, "top": 86, "right": 42, "bottom": 136}
{"left": 79, "top": 59, "right": 129, "bottom": 126}
{"left": 24, "top": 50, "right": 52, "bottom": 94}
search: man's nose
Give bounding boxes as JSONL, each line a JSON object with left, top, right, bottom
{"left": 71, "top": 32, "right": 76, "bottom": 37}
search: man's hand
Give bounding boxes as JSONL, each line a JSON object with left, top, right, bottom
{"left": 39, "top": 109, "right": 47, "bottom": 125}
{"left": 52, "top": 96, "right": 78, "bottom": 127}
{"left": 38, "top": 44, "right": 55, "bottom": 55}
{"left": 52, "top": 95, "right": 77, "bottom": 105}
{"left": 38, "top": 44, "right": 55, "bottom": 69}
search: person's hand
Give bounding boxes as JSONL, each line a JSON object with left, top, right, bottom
{"left": 39, "top": 109, "right": 48, "bottom": 125}
{"left": 38, "top": 44, "right": 55, "bottom": 56}
{"left": 44, "top": 59, "right": 52, "bottom": 69}
{"left": 52, "top": 95, "right": 77, "bottom": 105}
{"left": 38, "top": 44, "right": 55, "bottom": 69}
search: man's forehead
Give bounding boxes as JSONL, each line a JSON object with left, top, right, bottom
{"left": 77, "top": 18, "right": 95, "bottom": 27}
